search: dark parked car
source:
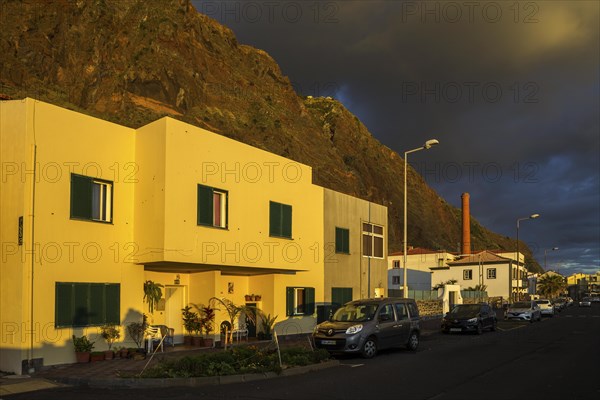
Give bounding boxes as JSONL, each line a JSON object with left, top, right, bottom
{"left": 441, "top": 303, "right": 497, "bottom": 334}
{"left": 313, "top": 298, "right": 421, "bottom": 358}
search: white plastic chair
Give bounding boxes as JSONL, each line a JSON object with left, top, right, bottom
{"left": 233, "top": 321, "right": 248, "bottom": 342}
{"left": 145, "top": 325, "right": 163, "bottom": 353}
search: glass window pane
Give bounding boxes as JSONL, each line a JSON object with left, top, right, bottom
{"left": 373, "top": 225, "right": 383, "bottom": 235}
{"left": 362, "top": 223, "right": 372, "bottom": 233}
{"left": 363, "top": 234, "right": 372, "bottom": 256}
{"left": 374, "top": 236, "right": 383, "bottom": 258}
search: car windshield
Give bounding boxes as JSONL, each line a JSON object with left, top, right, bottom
{"left": 331, "top": 303, "right": 378, "bottom": 322}
{"left": 510, "top": 302, "right": 531, "bottom": 308}
{"left": 448, "top": 304, "right": 481, "bottom": 316}
{"left": 535, "top": 300, "right": 549, "bottom": 305}
{"left": 582, "top": 298, "right": 591, "bottom": 301}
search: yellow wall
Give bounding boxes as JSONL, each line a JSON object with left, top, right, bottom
{"left": 323, "top": 188, "right": 388, "bottom": 302}
{"left": 1, "top": 99, "right": 31, "bottom": 373}
{"left": 1, "top": 99, "right": 145, "bottom": 372}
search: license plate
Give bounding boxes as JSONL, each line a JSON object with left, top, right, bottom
{"left": 450, "top": 328, "right": 462, "bottom": 332}
{"left": 320, "top": 340, "right": 336, "bottom": 345}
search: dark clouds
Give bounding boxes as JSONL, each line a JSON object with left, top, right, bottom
{"left": 193, "top": 0, "right": 599, "bottom": 274}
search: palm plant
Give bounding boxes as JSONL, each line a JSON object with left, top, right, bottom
{"left": 207, "top": 297, "right": 257, "bottom": 344}
{"left": 537, "top": 274, "right": 567, "bottom": 299}
{"left": 143, "top": 280, "right": 164, "bottom": 313}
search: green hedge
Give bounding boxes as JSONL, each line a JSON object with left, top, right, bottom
{"left": 141, "top": 346, "right": 330, "bottom": 378}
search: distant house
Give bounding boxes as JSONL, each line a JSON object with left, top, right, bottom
{"left": 388, "top": 248, "right": 455, "bottom": 293}
{"left": 430, "top": 250, "right": 526, "bottom": 300}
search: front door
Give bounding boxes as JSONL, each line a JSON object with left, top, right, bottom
{"left": 165, "top": 286, "right": 185, "bottom": 344}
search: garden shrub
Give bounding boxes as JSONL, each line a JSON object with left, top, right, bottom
{"left": 140, "top": 345, "right": 329, "bottom": 378}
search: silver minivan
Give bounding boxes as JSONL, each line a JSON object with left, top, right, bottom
{"left": 313, "top": 298, "right": 421, "bottom": 358}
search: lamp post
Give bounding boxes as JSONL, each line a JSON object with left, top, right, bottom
{"left": 544, "top": 247, "right": 559, "bottom": 270}
{"left": 403, "top": 139, "right": 439, "bottom": 297}
{"left": 515, "top": 214, "right": 540, "bottom": 301}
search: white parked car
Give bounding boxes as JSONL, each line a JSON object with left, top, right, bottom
{"left": 579, "top": 297, "right": 592, "bottom": 307}
{"left": 506, "top": 301, "right": 542, "bottom": 322}
{"left": 534, "top": 299, "right": 555, "bottom": 316}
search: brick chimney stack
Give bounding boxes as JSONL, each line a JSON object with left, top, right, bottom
{"left": 461, "top": 193, "right": 471, "bottom": 255}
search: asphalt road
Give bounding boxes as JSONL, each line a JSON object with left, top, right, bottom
{"left": 7, "top": 305, "right": 600, "bottom": 400}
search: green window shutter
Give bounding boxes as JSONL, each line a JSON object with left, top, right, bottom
{"left": 332, "top": 287, "right": 353, "bottom": 307}
{"left": 335, "top": 228, "right": 349, "bottom": 253}
{"left": 105, "top": 284, "right": 120, "bottom": 324}
{"left": 88, "top": 284, "right": 104, "bottom": 326}
{"left": 73, "top": 284, "right": 89, "bottom": 326}
{"left": 270, "top": 202, "right": 292, "bottom": 238}
{"left": 270, "top": 201, "right": 281, "bottom": 236}
{"left": 55, "top": 283, "right": 74, "bottom": 327}
{"left": 286, "top": 287, "right": 294, "bottom": 316}
{"left": 197, "top": 185, "right": 214, "bottom": 226}
{"left": 71, "top": 174, "right": 92, "bottom": 219}
{"left": 282, "top": 204, "right": 292, "bottom": 238}
{"left": 304, "top": 287, "right": 315, "bottom": 315}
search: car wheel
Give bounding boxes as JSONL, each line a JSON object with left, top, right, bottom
{"left": 406, "top": 332, "right": 419, "bottom": 351}
{"left": 491, "top": 320, "right": 497, "bottom": 332}
{"left": 476, "top": 322, "right": 483, "bottom": 335}
{"left": 361, "top": 337, "right": 378, "bottom": 359}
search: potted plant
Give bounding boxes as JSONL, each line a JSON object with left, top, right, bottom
{"left": 181, "top": 305, "right": 199, "bottom": 346}
{"left": 90, "top": 351, "right": 105, "bottom": 362}
{"left": 72, "top": 334, "right": 94, "bottom": 363}
{"left": 126, "top": 320, "right": 146, "bottom": 353}
{"left": 143, "top": 280, "right": 164, "bottom": 313}
{"left": 200, "top": 304, "right": 215, "bottom": 347}
{"left": 100, "top": 324, "right": 120, "bottom": 360}
{"left": 259, "top": 313, "right": 277, "bottom": 340}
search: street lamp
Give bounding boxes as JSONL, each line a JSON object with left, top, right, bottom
{"left": 403, "top": 139, "right": 439, "bottom": 297}
{"left": 515, "top": 213, "right": 540, "bottom": 301}
{"left": 544, "top": 247, "right": 559, "bottom": 270}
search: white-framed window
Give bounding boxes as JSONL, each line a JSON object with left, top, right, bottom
{"left": 393, "top": 260, "right": 400, "bottom": 269}
{"left": 197, "top": 185, "right": 228, "bottom": 228}
{"left": 463, "top": 269, "right": 473, "bottom": 280}
{"left": 286, "top": 287, "right": 315, "bottom": 316}
{"left": 487, "top": 268, "right": 497, "bottom": 279}
{"left": 70, "top": 174, "right": 113, "bottom": 223}
{"left": 91, "top": 180, "right": 112, "bottom": 222}
{"left": 392, "top": 276, "right": 401, "bottom": 285}
{"left": 362, "top": 222, "right": 384, "bottom": 258}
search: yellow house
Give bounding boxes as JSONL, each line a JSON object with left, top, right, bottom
{"left": 0, "top": 98, "right": 387, "bottom": 374}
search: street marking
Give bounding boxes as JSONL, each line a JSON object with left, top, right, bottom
{"left": 341, "top": 363, "right": 364, "bottom": 368}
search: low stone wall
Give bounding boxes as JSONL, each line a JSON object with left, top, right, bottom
{"left": 417, "top": 300, "right": 443, "bottom": 317}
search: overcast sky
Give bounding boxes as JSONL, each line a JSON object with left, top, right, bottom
{"left": 191, "top": 0, "right": 600, "bottom": 275}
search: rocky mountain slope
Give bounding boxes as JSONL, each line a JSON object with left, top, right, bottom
{"left": 0, "top": 0, "right": 541, "bottom": 272}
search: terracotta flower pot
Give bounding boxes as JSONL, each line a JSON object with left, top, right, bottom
{"left": 192, "top": 336, "right": 204, "bottom": 347}
{"left": 75, "top": 352, "right": 90, "bottom": 363}
{"left": 120, "top": 349, "right": 129, "bottom": 358}
{"left": 104, "top": 350, "right": 114, "bottom": 360}
{"left": 90, "top": 352, "right": 105, "bottom": 362}
{"left": 203, "top": 338, "right": 214, "bottom": 348}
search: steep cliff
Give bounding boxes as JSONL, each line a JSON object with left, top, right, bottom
{"left": 0, "top": 0, "right": 541, "bottom": 271}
